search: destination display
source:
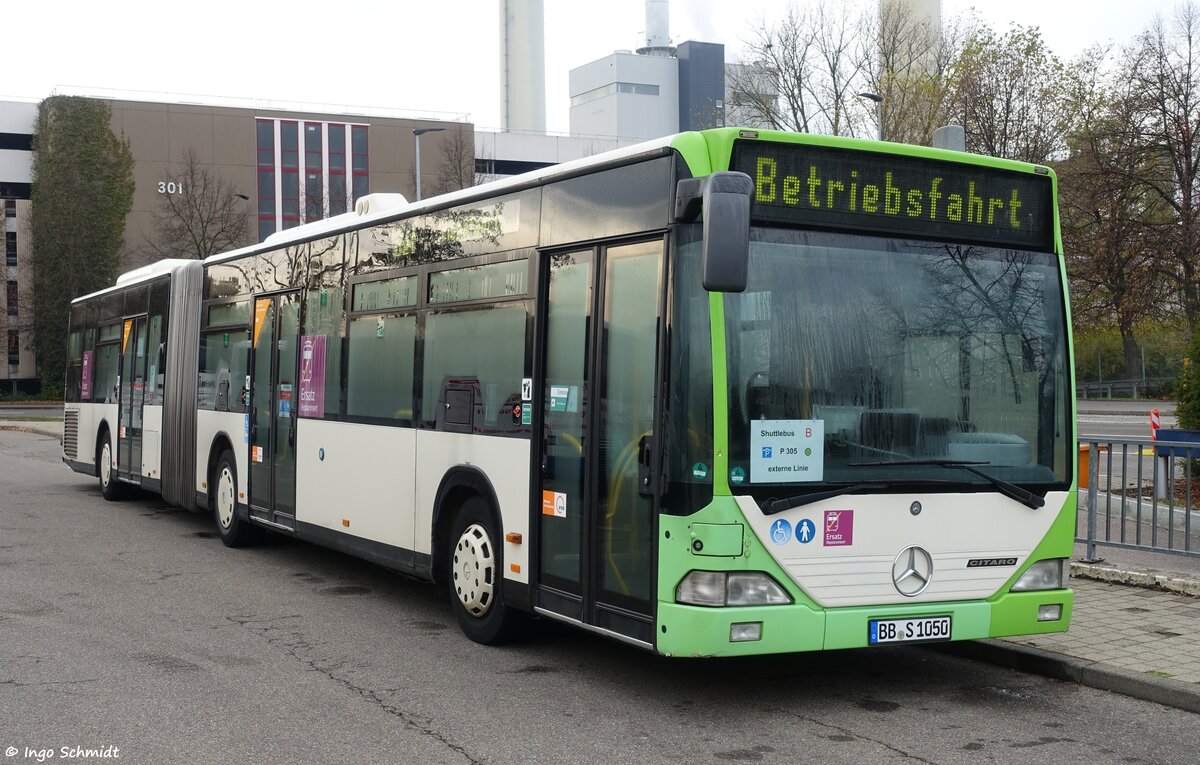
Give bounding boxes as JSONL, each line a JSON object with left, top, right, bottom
{"left": 730, "top": 141, "right": 1055, "bottom": 251}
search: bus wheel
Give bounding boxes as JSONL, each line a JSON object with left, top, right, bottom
{"left": 212, "top": 450, "right": 260, "bottom": 548}
{"left": 448, "top": 496, "right": 527, "bottom": 644}
{"left": 98, "top": 431, "right": 123, "bottom": 501}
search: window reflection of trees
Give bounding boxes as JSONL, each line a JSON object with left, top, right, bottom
{"left": 353, "top": 202, "right": 509, "bottom": 275}
{"left": 254, "top": 243, "right": 308, "bottom": 292}
{"left": 908, "top": 242, "right": 1051, "bottom": 408}
{"left": 729, "top": 234, "right": 1065, "bottom": 471}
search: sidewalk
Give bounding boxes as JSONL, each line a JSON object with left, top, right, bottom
{"left": 945, "top": 561, "right": 1200, "bottom": 714}
{"left": 3, "top": 420, "right": 1198, "bottom": 713}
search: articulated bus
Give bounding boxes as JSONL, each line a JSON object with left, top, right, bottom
{"left": 63, "top": 128, "right": 1074, "bottom": 655}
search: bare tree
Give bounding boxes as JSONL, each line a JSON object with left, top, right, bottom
{"left": 146, "top": 147, "right": 250, "bottom": 260}
{"left": 725, "top": 60, "right": 782, "bottom": 130}
{"left": 728, "top": 0, "right": 963, "bottom": 140}
{"left": 1124, "top": 2, "right": 1200, "bottom": 328}
{"left": 728, "top": 2, "right": 870, "bottom": 136}
{"left": 1061, "top": 70, "right": 1172, "bottom": 377}
{"left": 951, "top": 25, "right": 1080, "bottom": 163}
{"left": 432, "top": 126, "right": 478, "bottom": 196}
{"left": 863, "top": 1, "right": 970, "bottom": 144}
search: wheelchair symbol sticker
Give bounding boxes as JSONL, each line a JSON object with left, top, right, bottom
{"left": 769, "top": 519, "right": 792, "bottom": 545}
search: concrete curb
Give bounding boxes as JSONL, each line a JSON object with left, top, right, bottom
{"left": 1072, "top": 562, "right": 1200, "bottom": 598}
{"left": 0, "top": 423, "right": 62, "bottom": 439}
{"left": 938, "top": 639, "right": 1200, "bottom": 715}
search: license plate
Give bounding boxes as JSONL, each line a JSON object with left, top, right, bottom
{"left": 868, "top": 615, "right": 952, "bottom": 645}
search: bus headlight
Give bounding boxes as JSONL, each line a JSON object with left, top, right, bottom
{"left": 1010, "top": 559, "right": 1066, "bottom": 592}
{"left": 676, "top": 571, "right": 793, "bottom": 607}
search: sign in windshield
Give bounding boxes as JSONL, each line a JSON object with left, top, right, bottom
{"left": 731, "top": 141, "right": 1054, "bottom": 251}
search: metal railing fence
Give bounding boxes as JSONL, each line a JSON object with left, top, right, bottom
{"left": 1076, "top": 378, "right": 1173, "bottom": 399}
{"left": 1078, "top": 437, "right": 1200, "bottom": 561}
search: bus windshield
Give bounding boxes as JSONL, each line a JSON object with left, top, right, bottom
{"left": 724, "top": 227, "right": 1071, "bottom": 499}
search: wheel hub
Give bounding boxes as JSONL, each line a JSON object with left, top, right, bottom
{"left": 100, "top": 443, "right": 112, "bottom": 487}
{"left": 452, "top": 522, "right": 495, "bottom": 617}
{"left": 216, "top": 466, "right": 235, "bottom": 530}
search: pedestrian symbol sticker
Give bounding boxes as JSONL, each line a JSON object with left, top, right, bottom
{"left": 796, "top": 518, "right": 816, "bottom": 544}
{"left": 770, "top": 519, "right": 792, "bottom": 545}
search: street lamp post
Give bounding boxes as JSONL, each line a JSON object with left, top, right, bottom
{"left": 413, "top": 128, "right": 445, "bottom": 201}
{"left": 857, "top": 92, "right": 884, "bottom": 141}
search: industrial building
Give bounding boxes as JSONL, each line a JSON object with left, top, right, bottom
{"left": 0, "top": 97, "right": 472, "bottom": 392}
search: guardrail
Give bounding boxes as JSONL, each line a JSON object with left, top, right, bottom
{"left": 1076, "top": 378, "right": 1172, "bottom": 399}
{"left": 1078, "top": 437, "right": 1200, "bottom": 560}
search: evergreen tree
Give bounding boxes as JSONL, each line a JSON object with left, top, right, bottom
{"left": 29, "top": 97, "right": 134, "bottom": 394}
{"left": 1176, "top": 326, "right": 1200, "bottom": 429}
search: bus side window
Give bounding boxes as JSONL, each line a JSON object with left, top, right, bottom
{"left": 422, "top": 305, "right": 527, "bottom": 435}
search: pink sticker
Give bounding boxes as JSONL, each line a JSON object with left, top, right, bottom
{"left": 81, "top": 351, "right": 94, "bottom": 399}
{"left": 297, "top": 335, "right": 326, "bottom": 418}
{"left": 823, "top": 510, "right": 853, "bottom": 546}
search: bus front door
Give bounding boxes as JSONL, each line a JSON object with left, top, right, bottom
{"left": 537, "top": 239, "right": 665, "bottom": 646}
{"left": 117, "top": 315, "right": 148, "bottom": 482}
{"left": 248, "top": 292, "right": 301, "bottom": 530}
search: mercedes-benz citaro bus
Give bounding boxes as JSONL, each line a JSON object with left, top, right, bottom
{"left": 62, "top": 128, "right": 1074, "bottom": 656}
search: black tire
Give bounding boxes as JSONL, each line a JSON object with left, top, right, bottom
{"left": 448, "top": 495, "right": 528, "bottom": 644}
{"left": 98, "top": 429, "right": 124, "bottom": 501}
{"left": 211, "top": 449, "right": 261, "bottom": 548}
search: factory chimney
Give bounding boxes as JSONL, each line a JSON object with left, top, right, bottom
{"left": 637, "top": 0, "right": 675, "bottom": 57}
{"left": 499, "top": 0, "right": 547, "bottom": 133}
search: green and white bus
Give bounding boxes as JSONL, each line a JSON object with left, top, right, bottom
{"left": 63, "top": 128, "right": 1074, "bottom": 655}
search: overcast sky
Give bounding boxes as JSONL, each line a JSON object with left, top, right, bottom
{"left": 0, "top": 0, "right": 1188, "bottom": 133}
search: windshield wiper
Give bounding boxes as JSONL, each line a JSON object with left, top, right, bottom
{"left": 847, "top": 458, "right": 1046, "bottom": 510}
{"left": 763, "top": 483, "right": 888, "bottom": 515}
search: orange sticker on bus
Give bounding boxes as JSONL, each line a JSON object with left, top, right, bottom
{"left": 253, "top": 299, "right": 271, "bottom": 348}
{"left": 542, "top": 490, "right": 567, "bottom": 517}
{"left": 122, "top": 320, "right": 133, "bottom": 353}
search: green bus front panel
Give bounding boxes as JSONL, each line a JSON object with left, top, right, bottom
{"left": 655, "top": 496, "right": 1074, "bottom": 658}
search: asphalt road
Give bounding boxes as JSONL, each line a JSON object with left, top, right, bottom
{"left": 2, "top": 430, "right": 1199, "bottom": 765}
{"left": 1077, "top": 400, "right": 1175, "bottom": 440}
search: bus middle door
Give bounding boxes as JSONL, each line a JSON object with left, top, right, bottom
{"left": 248, "top": 292, "right": 301, "bottom": 530}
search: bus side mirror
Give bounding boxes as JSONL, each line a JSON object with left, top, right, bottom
{"left": 701, "top": 171, "right": 752, "bottom": 293}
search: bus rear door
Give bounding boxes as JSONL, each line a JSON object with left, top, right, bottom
{"left": 116, "top": 315, "right": 148, "bottom": 483}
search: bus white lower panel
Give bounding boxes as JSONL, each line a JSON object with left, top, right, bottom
{"left": 142, "top": 404, "right": 162, "bottom": 480}
{"left": 738, "top": 491, "right": 1069, "bottom": 608}
{"left": 414, "top": 431, "right": 530, "bottom": 585}
{"left": 91, "top": 403, "right": 118, "bottom": 469}
{"left": 195, "top": 409, "right": 249, "bottom": 503}
{"left": 294, "top": 419, "right": 417, "bottom": 553}
{"left": 68, "top": 403, "right": 104, "bottom": 464}
{"left": 292, "top": 424, "right": 530, "bottom": 585}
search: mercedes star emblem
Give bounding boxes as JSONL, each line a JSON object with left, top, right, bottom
{"left": 892, "top": 545, "right": 934, "bottom": 597}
